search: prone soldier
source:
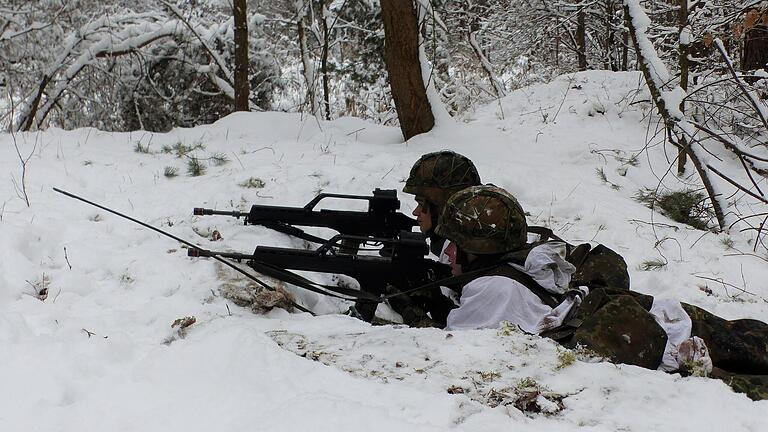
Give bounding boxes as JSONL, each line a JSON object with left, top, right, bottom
{"left": 434, "top": 184, "right": 768, "bottom": 400}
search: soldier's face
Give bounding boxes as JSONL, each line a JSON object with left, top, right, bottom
{"left": 412, "top": 197, "right": 433, "bottom": 233}
{"left": 444, "top": 242, "right": 462, "bottom": 276}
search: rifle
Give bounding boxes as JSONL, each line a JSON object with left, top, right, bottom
{"left": 189, "top": 231, "right": 453, "bottom": 322}
{"left": 193, "top": 189, "right": 417, "bottom": 247}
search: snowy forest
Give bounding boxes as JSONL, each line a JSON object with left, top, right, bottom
{"left": 2, "top": 0, "right": 768, "bottom": 430}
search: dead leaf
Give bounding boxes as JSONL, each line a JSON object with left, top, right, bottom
{"left": 703, "top": 32, "right": 714, "bottom": 47}
{"left": 171, "top": 316, "right": 196, "bottom": 329}
{"left": 745, "top": 10, "right": 759, "bottom": 29}
{"left": 733, "top": 23, "right": 743, "bottom": 39}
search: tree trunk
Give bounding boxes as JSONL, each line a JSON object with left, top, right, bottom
{"left": 622, "top": 7, "right": 629, "bottom": 71}
{"left": 320, "top": 0, "right": 331, "bottom": 120}
{"left": 380, "top": 0, "right": 435, "bottom": 141}
{"left": 576, "top": 7, "right": 587, "bottom": 71}
{"left": 603, "top": 0, "right": 613, "bottom": 70}
{"left": 677, "top": 0, "right": 689, "bottom": 175}
{"left": 233, "top": 0, "right": 250, "bottom": 112}
{"left": 297, "top": 7, "right": 318, "bottom": 115}
{"left": 742, "top": 10, "right": 768, "bottom": 74}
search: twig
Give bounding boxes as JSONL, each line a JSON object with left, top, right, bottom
{"left": 628, "top": 219, "right": 680, "bottom": 231}
{"left": 64, "top": 246, "right": 72, "bottom": 270}
{"left": 551, "top": 75, "right": 575, "bottom": 124}
{"left": 241, "top": 146, "right": 276, "bottom": 155}
{"left": 381, "top": 165, "right": 395, "bottom": 180}
{"left": 231, "top": 151, "right": 245, "bottom": 170}
{"left": 345, "top": 127, "right": 366, "bottom": 136}
{"left": 8, "top": 85, "right": 33, "bottom": 206}
{"left": 706, "top": 164, "right": 768, "bottom": 204}
{"left": 723, "top": 251, "right": 768, "bottom": 264}
{"left": 693, "top": 274, "right": 759, "bottom": 298}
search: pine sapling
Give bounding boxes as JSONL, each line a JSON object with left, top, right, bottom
{"left": 186, "top": 158, "right": 206, "bottom": 176}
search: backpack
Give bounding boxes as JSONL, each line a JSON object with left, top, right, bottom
{"left": 527, "top": 226, "right": 630, "bottom": 291}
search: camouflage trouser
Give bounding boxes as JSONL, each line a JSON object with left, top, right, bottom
{"left": 710, "top": 369, "right": 768, "bottom": 401}
{"left": 682, "top": 303, "right": 768, "bottom": 374}
{"left": 544, "top": 287, "right": 667, "bottom": 370}
{"left": 544, "top": 288, "right": 768, "bottom": 400}
{"left": 682, "top": 303, "right": 768, "bottom": 401}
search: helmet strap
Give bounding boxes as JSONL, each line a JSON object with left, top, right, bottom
{"left": 428, "top": 202, "right": 440, "bottom": 232}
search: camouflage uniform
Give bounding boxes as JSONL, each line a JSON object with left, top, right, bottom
{"left": 682, "top": 303, "right": 768, "bottom": 399}
{"left": 436, "top": 186, "right": 585, "bottom": 332}
{"left": 436, "top": 185, "right": 768, "bottom": 400}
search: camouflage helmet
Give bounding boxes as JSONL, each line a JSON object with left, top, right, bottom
{"left": 435, "top": 185, "right": 528, "bottom": 255}
{"left": 403, "top": 151, "right": 481, "bottom": 208}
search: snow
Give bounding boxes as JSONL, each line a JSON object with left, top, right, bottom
{"left": 1, "top": 71, "right": 767, "bottom": 431}
{"left": 679, "top": 26, "right": 692, "bottom": 46}
{"left": 417, "top": 2, "right": 453, "bottom": 128}
{"left": 625, "top": 0, "right": 670, "bottom": 84}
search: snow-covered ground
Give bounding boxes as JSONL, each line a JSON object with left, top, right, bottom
{"left": 1, "top": 71, "right": 766, "bottom": 431}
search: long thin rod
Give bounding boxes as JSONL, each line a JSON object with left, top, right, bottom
{"left": 52, "top": 187, "right": 314, "bottom": 315}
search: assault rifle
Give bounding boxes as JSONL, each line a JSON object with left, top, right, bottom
{"left": 188, "top": 231, "right": 453, "bottom": 322}
{"left": 193, "top": 189, "right": 417, "bottom": 246}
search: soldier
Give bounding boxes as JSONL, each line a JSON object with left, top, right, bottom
{"left": 435, "top": 184, "right": 768, "bottom": 400}
{"left": 373, "top": 151, "right": 483, "bottom": 327}
{"left": 351, "top": 151, "right": 480, "bottom": 326}
{"left": 402, "top": 150, "right": 482, "bottom": 260}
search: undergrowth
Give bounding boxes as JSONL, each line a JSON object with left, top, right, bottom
{"left": 634, "top": 188, "right": 713, "bottom": 230}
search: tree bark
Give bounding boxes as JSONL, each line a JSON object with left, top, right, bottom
{"left": 576, "top": 7, "right": 587, "bottom": 71}
{"left": 297, "top": 9, "right": 317, "bottom": 115}
{"left": 603, "top": 0, "right": 613, "bottom": 70}
{"left": 320, "top": 0, "right": 331, "bottom": 120}
{"left": 622, "top": 7, "right": 629, "bottom": 71}
{"left": 742, "top": 10, "right": 768, "bottom": 74}
{"left": 677, "top": 0, "right": 689, "bottom": 175}
{"left": 380, "top": 0, "right": 434, "bottom": 141}
{"left": 233, "top": 0, "right": 250, "bottom": 111}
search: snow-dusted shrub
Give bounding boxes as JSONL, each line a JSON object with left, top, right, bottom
{"left": 635, "top": 188, "right": 714, "bottom": 230}
{"left": 4, "top": 3, "right": 280, "bottom": 132}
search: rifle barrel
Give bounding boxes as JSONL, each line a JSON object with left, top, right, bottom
{"left": 193, "top": 208, "right": 245, "bottom": 218}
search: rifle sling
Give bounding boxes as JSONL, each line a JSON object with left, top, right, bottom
{"left": 381, "top": 260, "right": 563, "bottom": 308}
{"left": 261, "top": 222, "right": 331, "bottom": 245}
{"left": 381, "top": 266, "right": 499, "bottom": 301}
{"left": 245, "top": 259, "right": 383, "bottom": 302}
